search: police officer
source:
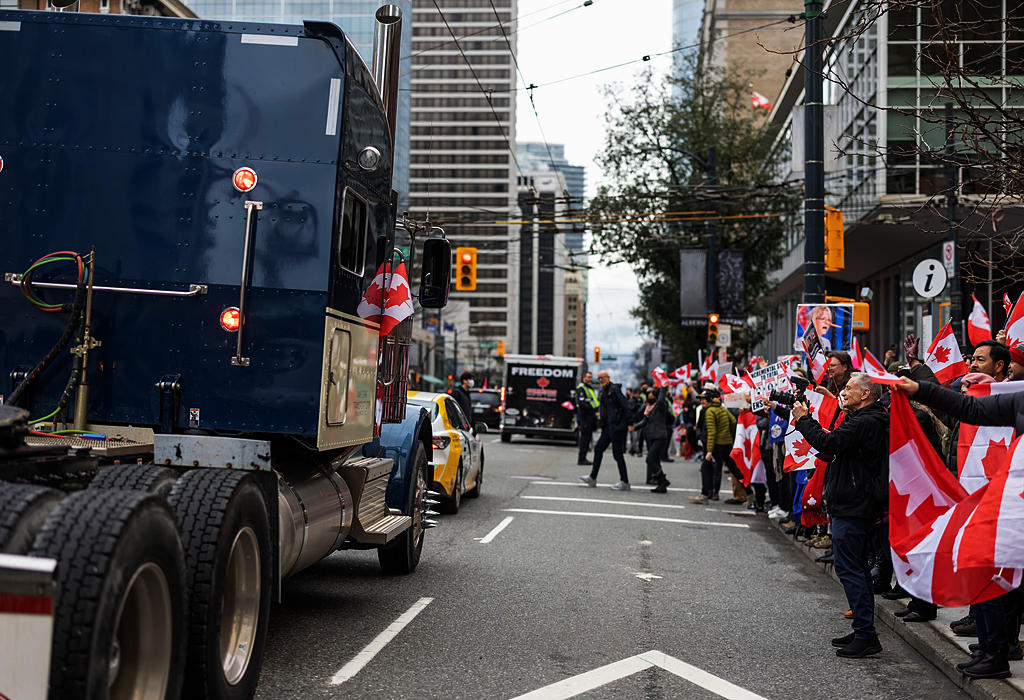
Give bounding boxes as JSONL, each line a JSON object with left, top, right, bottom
{"left": 575, "top": 371, "right": 599, "bottom": 465}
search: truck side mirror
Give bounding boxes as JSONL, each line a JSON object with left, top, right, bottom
{"left": 419, "top": 237, "right": 451, "bottom": 308}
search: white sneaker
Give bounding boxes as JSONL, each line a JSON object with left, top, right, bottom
{"left": 578, "top": 475, "right": 597, "bottom": 487}
{"left": 610, "top": 481, "right": 631, "bottom": 491}
{"left": 768, "top": 509, "right": 789, "bottom": 520}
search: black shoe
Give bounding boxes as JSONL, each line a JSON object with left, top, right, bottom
{"left": 894, "top": 608, "right": 911, "bottom": 618}
{"left": 951, "top": 618, "right": 977, "bottom": 637}
{"left": 663, "top": 458, "right": 674, "bottom": 463}
{"left": 815, "top": 553, "right": 834, "bottom": 564}
{"left": 836, "top": 637, "right": 882, "bottom": 658}
{"left": 645, "top": 479, "right": 658, "bottom": 485}
{"left": 903, "top": 611, "right": 936, "bottom": 623}
{"left": 961, "top": 653, "right": 1011, "bottom": 679}
{"left": 651, "top": 483, "right": 668, "bottom": 494}
{"left": 578, "top": 459, "right": 592, "bottom": 465}
{"left": 831, "top": 632, "right": 855, "bottom": 648}
{"left": 882, "top": 585, "right": 910, "bottom": 600}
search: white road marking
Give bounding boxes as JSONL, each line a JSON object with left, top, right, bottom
{"left": 634, "top": 572, "right": 663, "bottom": 581}
{"left": 508, "top": 475, "right": 555, "bottom": 480}
{"left": 478, "top": 516, "right": 515, "bottom": 544}
{"left": 503, "top": 509, "right": 749, "bottom": 529}
{"left": 522, "top": 495, "right": 687, "bottom": 510}
{"left": 530, "top": 481, "right": 698, "bottom": 493}
{"left": 511, "top": 649, "right": 766, "bottom": 700}
{"left": 329, "top": 597, "right": 434, "bottom": 685}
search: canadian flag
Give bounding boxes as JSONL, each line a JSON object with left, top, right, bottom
{"left": 652, "top": 367, "right": 669, "bottom": 387}
{"left": 671, "top": 364, "right": 692, "bottom": 381}
{"left": 745, "top": 356, "right": 763, "bottom": 373}
{"left": 924, "top": 321, "right": 969, "bottom": 383}
{"left": 718, "top": 373, "right": 750, "bottom": 395}
{"left": 783, "top": 391, "right": 839, "bottom": 471}
{"left": 1005, "top": 292, "right": 1014, "bottom": 317}
{"left": 888, "top": 390, "right": 1023, "bottom": 605}
{"left": 1004, "top": 291, "right": 1024, "bottom": 347}
{"left": 699, "top": 352, "right": 714, "bottom": 381}
{"left": 851, "top": 337, "right": 863, "bottom": 371}
{"left": 357, "top": 262, "right": 415, "bottom": 336}
{"left": 957, "top": 380, "right": 1024, "bottom": 494}
{"left": 707, "top": 360, "right": 721, "bottom": 384}
{"left": 730, "top": 410, "right": 766, "bottom": 487}
{"left": 561, "top": 399, "right": 575, "bottom": 411}
{"left": 861, "top": 347, "right": 902, "bottom": 385}
{"left": 750, "top": 90, "right": 772, "bottom": 110}
{"left": 968, "top": 294, "right": 993, "bottom": 346}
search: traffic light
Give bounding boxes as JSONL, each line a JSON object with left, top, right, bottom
{"left": 455, "top": 246, "right": 477, "bottom": 291}
{"left": 707, "top": 313, "right": 719, "bottom": 344}
{"left": 593, "top": 346, "right": 600, "bottom": 364}
{"left": 825, "top": 206, "right": 845, "bottom": 272}
{"left": 496, "top": 340, "right": 505, "bottom": 356}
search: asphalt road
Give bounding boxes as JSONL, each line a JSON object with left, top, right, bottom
{"left": 255, "top": 435, "right": 964, "bottom": 699}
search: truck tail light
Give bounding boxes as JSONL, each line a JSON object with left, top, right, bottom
{"left": 431, "top": 435, "right": 450, "bottom": 450}
{"left": 220, "top": 307, "right": 241, "bottom": 332}
{"left": 233, "top": 167, "right": 258, "bottom": 192}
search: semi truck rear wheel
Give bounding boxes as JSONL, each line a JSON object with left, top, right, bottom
{"left": 0, "top": 482, "right": 63, "bottom": 554}
{"left": 29, "top": 489, "right": 187, "bottom": 700}
{"left": 378, "top": 441, "right": 427, "bottom": 575}
{"left": 88, "top": 464, "right": 180, "bottom": 498}
{"left": 169, "top": 469, "right": 272, "bottom": 700}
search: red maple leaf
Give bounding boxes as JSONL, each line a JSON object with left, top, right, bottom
{"left": 981, "top": 439, "right": 1012, "bottom": 480}
{"left": 932, "top": 345, "right": 951, "bottom": 364}
{"left": 384, "top": 281, "right": 411, "bottom": 309}
{"left": 536, "top": 377, "right": 550, "bottom": 388}
{"left": 363, "top": 280, "right": 384, "bottom": 307}
{"left": 792, "top": 438, "right": 813, "bottom": 458}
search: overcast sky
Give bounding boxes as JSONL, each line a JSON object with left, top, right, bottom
{"left": 513, "top": 0, "right": 675, "bottom": 362}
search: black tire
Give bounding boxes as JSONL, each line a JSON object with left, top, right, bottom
{"left": 465, "top": 450, "right": 483, "bottom": 499}
{"left": 0, "top": 482, "right": 63, "bottom": 554}
{"left": 89, "top": 464, "right": 180, "bottom": 498}
{"left": 378, "top": 440, "right": 427, "bottom": 575}
{"left": 500, "top": 431, "right": 512, "bottom": 443}
{"left": 439, "top": 460, "right": 463, "bottom": 515}
{"left": 30, "top": 489, "right": 188, "bottom": 700}
{"left": 168, "top": 469, "right": 272, "bottom": 700}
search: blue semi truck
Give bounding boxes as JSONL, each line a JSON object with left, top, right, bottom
{"left": 0, "top": 6, "right": 451, "bottom": 698}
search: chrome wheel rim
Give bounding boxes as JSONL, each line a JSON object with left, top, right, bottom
{"left": 413, "top": 464, "right": 427, "bottom": 548}
{"left": 220, "top": 526, "right": 261, "bottom": 685}
{"left": 109, "top": 562, "right": 173, "bottom": 700}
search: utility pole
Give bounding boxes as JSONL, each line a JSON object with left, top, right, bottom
{"left": 802, "top": 0, "right": 826, "bottom": 303}
{"left": 945, "top": 103, "right": 962, "bottom": 344}
{"left": 706, "top": 146, "right": 718, "bottom": 316}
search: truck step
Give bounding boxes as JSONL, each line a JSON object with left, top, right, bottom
{"left": 361, "top": 514, "right": 411, "bottom": 540}
{"left": 337, "top": 457, "right": 411, "bottom": 545}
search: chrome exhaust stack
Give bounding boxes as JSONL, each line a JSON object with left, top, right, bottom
{"left": 372, "top": 4, "right": 403, "bottom": 148}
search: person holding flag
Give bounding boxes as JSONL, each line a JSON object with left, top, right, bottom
{"left": 791, "top": 372, "right": 890, "bottom": 658}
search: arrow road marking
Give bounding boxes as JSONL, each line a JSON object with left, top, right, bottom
{"left": 478, "top": 516, "right": 515, "bottom": 544}
{"left": 510, "top": 649, "right": 767, "bottom": 700}
{"left": 330, "top": 597, "right": 434, "bottom": 685}
{"left": 633, "top": 572, "right": 663, "bottom": 581}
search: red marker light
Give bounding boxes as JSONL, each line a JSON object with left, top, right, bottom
{"left": 220, "top": 307, "right": 241, "bottom": 332}
{"left": 232, "top": 167, "right": 258, "bottom": 192}
{"left": 460, "top": 252, "right": 473, "bottom": 263}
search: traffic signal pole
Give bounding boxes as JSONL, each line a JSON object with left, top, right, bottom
{"left": 802, "top": 0, "right": 826, "bottom": 304}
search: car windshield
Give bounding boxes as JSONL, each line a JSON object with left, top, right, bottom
{"left": 408, "top": 398, "right": 439, "bottom": 420}
{"left": 471, "top": 391, "right": 500, "bottom": 407}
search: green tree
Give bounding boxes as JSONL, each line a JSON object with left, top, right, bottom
{"left": 588, "top": 58, "right": 800, "bottom": 365}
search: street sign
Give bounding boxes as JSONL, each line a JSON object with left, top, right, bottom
{"left": 715, "top": 323, "right": 731, "bottom": 348}
{"left": 942, "top": 241, "right": 955, "bottom": 278}
{"left": 912, "top": 258, "right": 947, "bottom": 299}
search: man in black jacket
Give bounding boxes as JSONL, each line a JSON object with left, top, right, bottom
{"left": 792, "top": 372, "right": 889, "bottom": 658}
{"left": 578, "top": 370, "right": 632, "bottom": 490}
{"left": 632, "top": 387, "right": 671, "bottom": 492}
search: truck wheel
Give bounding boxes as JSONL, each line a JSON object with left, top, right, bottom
{"left": 168, "top": 469, "right": 272, "bottom": 700}
{"left": 30, "top": 489, "right": 187, "bottom": 700}
{"left": 465, "top": 451, "right": 483, "bottom": 498}
{"left": 0, "top": 482, "right": 63, "bottom": 554}
{"left": 500, "top": 432, "right": 511, "bottom": 443}
{"left": 378, "top": 441, "right": 427, "bottom": 575}
{"left": 89, "top": 464, "right": 180, "bottom": 498}
{"left": 439, "top": 460, "right": 463, "bottom": 515}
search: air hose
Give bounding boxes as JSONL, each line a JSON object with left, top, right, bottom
{"left": 8, "top": 252, "right": 88, "bottom": 411}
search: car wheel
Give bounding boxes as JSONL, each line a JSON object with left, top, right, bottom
{"left": 439, "top": 460, "right": 463, "bottom": 514}
{"left": 465, "top": 450, "right": 483, "bottom": 498}
{"left": 378, "top": 440, "right": 428, "bottom": 575}
{"left": 30, "top": 489, "right": 187, "bottom": 700}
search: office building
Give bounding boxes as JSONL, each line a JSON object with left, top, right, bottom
{"left": 518, "top": 141, "right": 585, "bottom": 251}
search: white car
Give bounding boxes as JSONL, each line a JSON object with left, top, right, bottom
{"left": 406, "top": 391, "right": 483, "bottom": 514}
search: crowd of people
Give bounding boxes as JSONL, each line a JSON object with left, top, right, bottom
{"left": 572, "top": 340, "right": 1022, "bottom": 677}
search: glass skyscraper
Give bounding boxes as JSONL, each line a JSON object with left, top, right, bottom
{"left": 186, "top": 0, "right": 413, "bottom": 210}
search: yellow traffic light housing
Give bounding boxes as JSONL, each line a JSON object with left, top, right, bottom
{"left": 707, "top": 313, "right": 719, "bottom": 344}
{"left": 593, "top": 346, "right": 600, "bottom": 364}
{"left": 455, "top": 246, "right": 477, "bottom": 291}
{"left": 825, "top": 206, "right": 844, "bottom": 272}
{"left": 496, "top": 340, "right": 505, "bottom": 356}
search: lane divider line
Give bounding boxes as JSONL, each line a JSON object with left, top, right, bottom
{"left": 503, "top": 508, "right": 749, "bottom": 529}
{"left": 521, "top": 495, "right": 687, "bottom": 510}
{"left": 529, "top": 481, "right": 699, "bottom": 493}
{"left": 329, "top": 597, "right": 434, "bottom": 685}
{"left": 479, "top": 516, "right": 515, "bottom": 544}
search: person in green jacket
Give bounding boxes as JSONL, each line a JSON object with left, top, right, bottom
{"left": 688, "top": 389, "right": 741, "bottom": 504}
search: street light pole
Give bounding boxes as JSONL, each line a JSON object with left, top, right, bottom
{"left": 802, "top": 0, "right": 826, "bottom": 304}
{"left": 706, "top": 146, "right": 718, "bottom": 316}
{"left": 945, "top": 103, "right": 962, "bottom": 344}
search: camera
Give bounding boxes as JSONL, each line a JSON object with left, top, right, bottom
{"left": 767, "top": 377, "right": 811, "bottom": 412}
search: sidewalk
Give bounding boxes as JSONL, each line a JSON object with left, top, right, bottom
{"left": 768, "top": 517, "right": 1024, "bottom": 700}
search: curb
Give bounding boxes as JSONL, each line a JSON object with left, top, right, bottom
{"left": 767, "top": 517, "right": 1024, "bottom": 700}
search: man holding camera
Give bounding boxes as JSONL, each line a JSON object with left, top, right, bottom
{"left": 791, "top": 372, "right": 889, "bottom": 658}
